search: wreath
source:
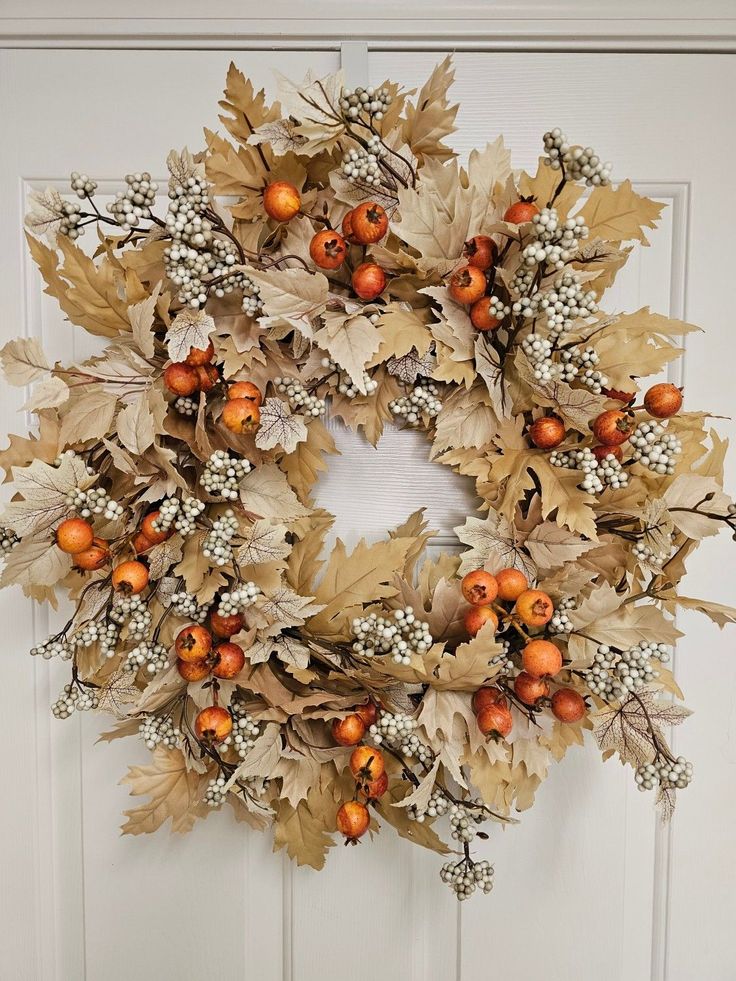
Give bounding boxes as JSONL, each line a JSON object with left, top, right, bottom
{"left": 3, "top": 57, "right": 735, "bottom": 900}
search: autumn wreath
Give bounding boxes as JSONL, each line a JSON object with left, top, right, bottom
{"left": 3, "top": 58, "right": 735, "bottom": 899}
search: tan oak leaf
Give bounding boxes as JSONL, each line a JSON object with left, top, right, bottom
{"left": 120, "top": 747, "right": 209, "bottom": 835}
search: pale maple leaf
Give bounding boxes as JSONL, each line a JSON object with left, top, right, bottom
{"left": 255, "top": 397, "right": 308, "bottom": 454}
{"left": 591, "top": 687, "right": 690, "bottom": 769}
{"left": 165, "top": 309, "right": 215, "bottom": 362}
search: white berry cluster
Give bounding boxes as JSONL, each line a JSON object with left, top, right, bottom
{"left": 522, "top": 208, "right": 588, "bottom": 270}
{"left": 151, "top": 496, "right": 204, "bottom": 539}
{"left": 543, "top": 129, "right": 612, "bottom": 187}
{"left": 52, "top": 683, "right": 99, "bottom": 719}
{"left": 510, "top": 265, "right": 535, "bottom": 295}
{"left": 550, "top": 447, "right": 628, "bottom": 494}
{"left": 171, "top": 590, "right": 210, "bottom": 624}
{"left": 369, "top": 712, "right": 433, "bottom": 765}
{"left": 487, "top": 295, "right": 511, "bottom": 321}
{"left": 408, "top": 789, "right": 448, "bottom": 823}
{"left": 440, "top": 858, "right": 494, "bottom": 900}
{"left": 69, "top": 621, "right": 105, "bottom": 649}
{"left": 139, "top": 714, "right": 181, "bottom": 750}
{"left": 559, "top": 343, "right": 608, "bottom": 391}
{"left": 635, "top": 757, "right": 693, "bottom": 792}
{"left": 632, "top": 540, "right": 671, "bottom": 569}
{"left": 202, "top": 510, "right": 239, "bottom": 566}
{"left": 100, "top": 622, "right": 121, "bottom": 659}
{"left": 0, "top": 527, "right": 20, "bottom": 556}
{"left": 56, "top": 199, "right": 83, "bottom": 239}
{"left": 339, "top": 86, "right": 392, "bottom": 121}
{"left": 152, "top": 498, "right": 180, "bottom": 533}
{"left": 585, "top": 641, "right": 670, "bottom": 699}
{"left": 204, "top": 775, "right": 228, "bottom": 808}
{"left": 216, "top": 582, "right": 261, "bottom": 617}
{"left": 65, "top": 486, "right": 124, "bottom": 521}
{"left": 352, "top": 607, "right": 432, "bottom": 665}
{"left": 449, "top": 801, "right": 485, "bottom": 844}
{"left": 54, "top": 450, "right": 94, "bottom": 474}
{"left": 127, "top": 601, "right": 153, "bottom": 640}
{"left": 274, "top": 377, "right": 326, "bottom": 417}
{"left": 340, "top": 138, "right": 387, "bottom": 186}
{"left": 491, "top": 638, "right": 514, "bottom": 674}
{"left": 31, "top": 636, "right": 73, "bottom": 661}
{"left": 539, "top": 272, "right": 599, "bottom": 342}
{"left": 107, "top": 172, "right": 158, "bottom": 230}
{"left": 174, "top": 395, "right": 198, "bottom": 416}
{"left": 109, "top": 592, "right": 148, "bottom": 627}
{"left": 320, "top": 356, "right": 378, "bottom": 399}
{"left": 125, "top": 642, "right": 169, "bottom": 676}
{"left": 70, "top": 172, "right": 97, "bottom": 198}
{"left": 389, "top": 383, "right": 442, "bottom": 425}
{"left": 549, "top": 596, "right": 576, "bottom": 635}
{"left": 630, "top": 421, "right": 682, "bottom": 475}
{"left": 200, "top": 451, "right": 251, "bottom": 501}
{"left": 224, "top": 695, "right": 261, "bottom": 759}
{"left": 594, "top": 452, "right": 629, "bottom": 490}
{"left": 521, "top": 334, "right": 558, "bottom": 381}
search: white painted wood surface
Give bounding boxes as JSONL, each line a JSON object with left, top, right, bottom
{"left": 0, "top": 42, "right": 734, "bottom": 981}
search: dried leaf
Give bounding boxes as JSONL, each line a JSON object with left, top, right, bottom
{"left": 121, "top": 747, "right": 208, "bottom": 835}
{"left": 577, "top": 181, "right": 664, "bottom": 245}
{"left": 0, "top": 337, "right": 50, "bottom": 385}
{"left": 255, "top": 397, "right": 308, "bottom": 454}
{"left": 165, "top": 309, "right": 215, "bottom": 362}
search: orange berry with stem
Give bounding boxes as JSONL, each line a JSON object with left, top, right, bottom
{"left": 227, "top": 381, "right": 262, "bottom": 405}
{"left": 362, "top": 771, "right": 389, "bottom": 800}
{"left": 592, "top": 409, "right": 633, "bottom": 447}
{"left": 495, "top": 568, "right": 529, "bottom": 603}
{"left": 309, "top": 229, "right": 348, "bottom": 270}
{"left": 331, "top": 714, "right": 366, "bottom": 746}
{"left": 472, "top": 686, "right": 505, "bottom": 714}
{"left": 56, "top": 517, "right": 94, "bottom": 554}
{"left": 504, "top": 200, "right": 539, "bottom": 224}
{"left": 448, "top": 265, "right": 486, "bottom": 305}
{"left": 263, "top": 181, "right": 300, "bottom": 222}
{"left": 514, "top": 672, "right": 550, "bottom": 705}
{"left": 185, "top": 340, "right": 214, "bottom": 366}
{"left": 350, "top": 746, "right": 385, "bottom": 782}
{"left": 551, "top": 688, "right": 587, "bottom": 723}
{"left": 644, "top": 382, "right": 683, "bottom": 419}
{"left": 164, "top": 362, "right": 198, "bottom": 396}
{"left": 350, "top": 201, "right": 389, "bottom": 244}
{"left": 194, "top": 364, "right": 219, "bottom": 392}
{"left": 141, "top": 511, "right": 171, "bottom": 546}
{"left": 112, "top": 560, "right": 149, "bottom": 594}
{"left": 194, "top": 705, "right": 232, "bottom": 744}
{"left": 73, "top": 536, "right": 110, "bottom": 571}
{"left": 464, "top": 606, "right": 498, "bottom": 637}
{"left": 461, "top": 569, "right": 499, "bottom": 606}
{"left": 470, "top": 296, "right": 502, "bottom": 331}
{"left": 514, "top": 589, "right": 554, "bottom": 627}
{"left": 463, "top": 235, "right": 497, "bottom": 271}
{"left": 177, "top": 658, "right": 211, "bottom": 682}
{"left": 522, "top": 639, "right": 563, "bottom": 678}
{"left": 175, "top": 624, "right": 212, "bottom": 663}
{"left": 211, "top": 642, "right": 245, "bottom": 680}
{"left": 336, "top": 800, "right": 370, "bottom": 842}
{"left": 221, "top": 398, "right": 260, "bottom": 434}
{"left": 477, "top": 702, "right": 513, "bottom": 739}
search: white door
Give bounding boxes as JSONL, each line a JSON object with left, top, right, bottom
{"left": 1, "top": 44, "right": 734, "bottom": 981}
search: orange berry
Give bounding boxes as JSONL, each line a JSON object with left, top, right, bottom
{"left": 551, "top": 688, "right": 587, "bottom": 723}
{"left": 469, "top": 296, "right": 502, "bottom": 331}
{"left": 177, "top": 658, "right": 211, "bottom": 682}
{"left": 354, "top": 701, "right": 378, "bottom": 727}
{"left": 461, "top": 569, "right": 499, "bottom": 606}
{"left": 309, "top": 229, "right": 347, "bottom": 269}
{"left": 133, "top": 531, "right": 154, "bottom": 555}
{"left": 592, "top": 409, "right": 633, "bottom": 447}
{"left": 463, "top": 235, "right": 497, "bottom": 271}
{"left": 56, "top": 517, "right": 94, "bottom": 555}
{"left": 112, "top": 560, "right": 149, "bottom": 594}
{"left": 522, "top": 639, "right": 563, "bottom": 678}
{"left": 350, "top": 746, "right": 385, "bottom": 782}
{"left": 342, "top": 209, "right": 357, "bottom": 242}
{"left": 352, "top": 262, "right": 386, "bottom": 301}
{"left": 514, "top": 589, "right": 554, "bottom": 627}
{"left": 592, "top": 443, "right": 623, "bottom": 463}
{"left": 227, "top": 381, "right": 262, "bottom": 405}
{"left": 644, "top": 382, "right": 683, "bottom": 419}
{"left": 495, "top": 568, "right": 528, "bottom": 603}
{"left": 194, "top": 705, "right": 233, "bottom": 744}
{"left": 350, "top": 201, "right": 388, "bottom": 244}
{"left": 448, "top": 265, "right": 486, "bottom": 305}
{"left": 336, "top": 800, "right": 370, "bottom": 841}
{"left": 141, "top": 511, "right": 171, "bottom": 546}
{"left": 263, "top": 181, "right": 300, "bottom": 222}
{"left": 175, "top": 624, "right": 213, "bottom": 663}
{"left": 331, "top": 714, "right": 366, "bottom": 746}
{"left": 464, "top": 606, "right": 498, "bottom": 637}
{"left": 221, "top": 398, "right": 260, "bottom": 434}
{"left": 504, "top": 200, "right": 539, "bottom": 224}
{"left": 211, "top": 642, "right": 245, "bottom": 679}
{"left": 185, "top": 340, "right": 215, "bottom": 366}
{"left": 164, "top": 362, "right": 198, "bottom": 396}
{"left": 514, "top": 672, "right": 550, "bottom": 705}
{"left": 194, "top": 363, "right": 219, "bottom": 392}
{"left": 209, "top": 611, "right": 244, "bottom": 638}
{"left": 477, "top": 702, "right": 513, "bottom": 738}
{"left": 529, "top": 416, "right": 565, "bottom": 450}
{"left": 362, "top": 771, "right": 389, "bottom": 800}
{"left": 73, "top": 536, "right": 110, "bottom": 571}
{"left": 472, "top": 686, "right": 505, "bottom": 714}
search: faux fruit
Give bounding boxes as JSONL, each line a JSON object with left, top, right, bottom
{"left": 331, "top": 714, "right": 366, "bottom": 746}
{"left": 309, "top": 230, "right": 347, "bottom": 269}
{"left": 177, "top": 658, "right": 211, "bottom": 682}
{"left": 184, "top": 340, "right": 214, "bottom": 366}
{"left": 350, "top": 201, "right": 388, "bottom": 244}
{"left": 341, "top": 209, "right": 357, "bottom": 242}
{"left": 363, "top": 771, "right": 389, "bottom": 800}
{"left": 194, "top": 364, "right": 219, "bottom": 392}
{"left": 464, "top": 606, "right": 498, "bottom": 637}
{"left": 209, "top": 610, "right": 244, "bottom": 638}
{"left": 477, "top": 702, "right": 513, "bottom": 739}
{"left": 463, "top": 235, "right": 497, "bottom": 270}
{"left": 514, "top": 589, "right": 554, "bottom": 627}
{"left": 263, "top": 180, "right": 300, "bottom": 222}
{"left": 470, "top": 297, "right": 501, "bottom": 331}
{"left": 461, "top": 569, "right": 499, "bottom": 606}
{"left": 350, "top": 746, "right": 385, "bottom": 782}
{"left": 133, "top": 532, "right": 154, "bottom": 555}
{"left": 472, "top": 686, "right": 505, "bottom": 714}
{"left": 529, "top": 416, "right": 565, "bottom": 450}
{"left": 514, "top": 672, "right": 550, "bottom": 705}
{"left": 503, "top": 200, "right": 539, "bottom": 224}
{"left": 495, "top": 568, "right": 528, "bottom": 603}
{"left": 592, "top": 443, "right": 623, "bottom": 463}
{"left": 56, "top": 517, "right": 94, "bottom": 554}
{"left": 522, "top": 639, "right": 563, "bottom": 678}
{"left": 111, "top": 560, "right": 149, "bottom": 594}
{"left": 194, "top": 705, "right": 233, "bottom": 744}
{"left": 592, "top": 409, "right": 633, "bottom": 446}
{"left": 551, "top": 688, "right": 586, "bottom": 723}
{"left": 354, "top": 701, "right": 378, "bottom": 727}
{"left": 73, "top": 536, "right": 110, "bottom": 571}
{"left": 164, "top": 362, "right": 198, "bottom": 396}
{"left": 141, "top": 511, "right": 171, "bottom": 546}
{"left": 352, "top": 262, "right": 386, "bottom": 301}
{"left": 336, "top": 800, "right": 370, "bottom": 841}
{"left": 211, "top": 642, "right": 245, "bottom": 679}
{"left": 644, "top": 382, "right": 683, "bottom": 419}
{"left": 221, "top": 398, "right": 260, "bottom": 434}
{"left": 227, "top": 381, "right": 262, "bottom": 405}
{"left": 448, "top": 265, "right": 486, "bottom": 305}
{"left": 175, "top": 624, "right": 213, "bottom": 663}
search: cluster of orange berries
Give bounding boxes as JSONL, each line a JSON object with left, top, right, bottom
{"left": 461, "top": 567, "right": 586, "bottom": 736}
{"left": 263, "top": 180, "right": 389, "bottom": 303}
{"left": 331, "top": 702, "right": 389, "bottom": 844}
{"left": 163, "top": 339, "right": 219, "bottom": 399}
{"left": 220, "top": 380, "right": 263, "bottom": 436}
{"left": 174, "top": 613, "right": 246, "bottom": 684}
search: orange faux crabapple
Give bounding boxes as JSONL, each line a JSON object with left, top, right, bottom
{"left": 164, "top": 362, "right": 198, "bottom": 396}
{"left": 352, "top": 262, "right": 386, "bottom": 301}
{"left": 551, "top": 688, "right": 587, "bottom": 723}
{"left": 209, "top": 610, "right": 244, "bottom": 638}
{"left": 592, "top": 443, "right": 623, "bottom": 463}
{"left": 211, "top": 642, "right": 246, "bottom": 680}
{"left": 350, "top": 201, "right": 389, "bottom": 244}
{"left": 309, "top": 230, "right": 348, "bottom": 270}
{"left": 337, "top": 800, "right": 370, "bottom": 842}
{"left": 529, "top": 416, "right": 565, "bottom": 450}
{"left": 463, "top": 235, "right": 497, "bottom": 271}
{"left": 194, "top": 364, "right": 219, "bottom": 393}
{"left": 448, "top": 265, "right": 486, "bottom": 305}
{"left": 55, "top": 517, "right": 95, "bottom": 555}
{"left": 472, "top": 686, "right": 505, "bottom": 714}
{"left": 341, "top": 209, "right": 358, "bottom": 243}
{"left": 331, "top": 714, "right": 366, "bottom": 746}
{"left": 141, "top": 511, "right": 171, "bottom": 546}
{"left": 521, "top": 639, "right": 563, "bottom": 678}
{"left": 350, "top": 746, "right": 385, "bottom": 782}
{"left": 221, "top": 398, "right": 260, "bottom": 434}
{"left": 461, "top": 569, "right": 499, "bottom": 606}
{"left": 363, "top": 770, "right": 389, "bottom": 801}
{"left": 495, "top": 568, "right": 528, "bottom": 603}
{"left": 503, "top": 199, "right": 539, "bottom": 224}
{"left": 514, "top": 588, "right": 554, "bottom": 627}
{"left": 354, "top": 701, "right": 378, "bottom": 727}
{"left": 133, "top": 532, "right": 154, "bottom": 555}
{"left": 194, "top": 705, "right": 233, "bottom": 745}
{"left": 464, "top": 606, "right": 498, "bottom": 637}
{"left": 227, "top": 381, "right": 262, "bottom": 406}
{"left": 112, "top": 560, "right": 149, "bottom": 594}
{"left": 73, "top": 537, "right": 110, "bottom": 571}
{"left": 514, "top": 672, "right": 550, "bottom": 706}
{"left": 469, "top": 297, "right": 501, "bottom": 332}
{"left": 592, "top": 409, "right": 633, "bottom": 447}
{"left": 177, "top": 658, "right": 211, "bottom": 682}
{"left": 644, "top": 382, "right": 683, "bottom": 419}
{"left": 175, "top": 624, "right": 213, "bottom": 663}
{"left": 263, "top": 180, "right": 300, "bottom": 222}
{"left": 184, "top": 340, "right": 215, "bottom": 366}
{"left": 477, "top": 702, "right": 513, "bottom": 739}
